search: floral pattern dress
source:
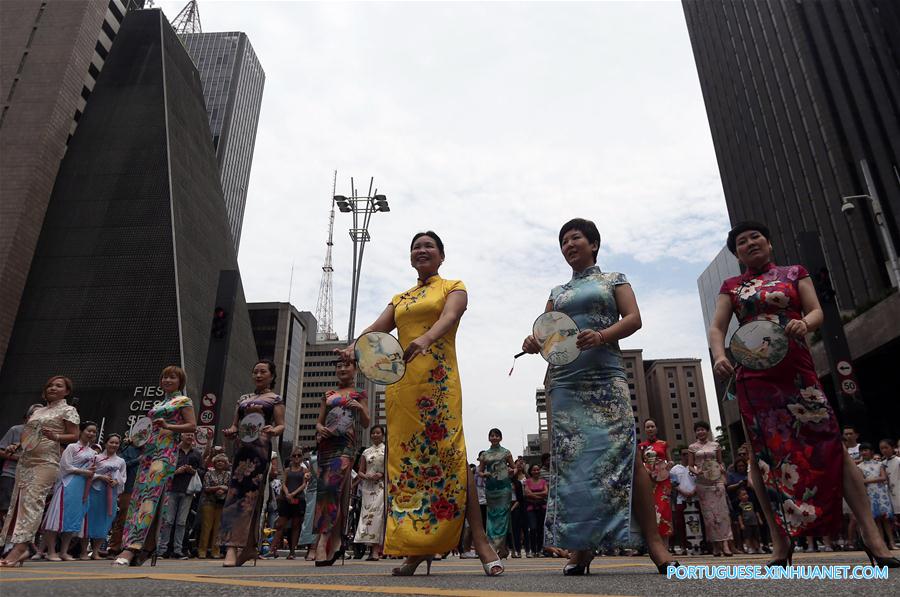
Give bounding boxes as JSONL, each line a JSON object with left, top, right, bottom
{"left": 122, "top": 392, "right": 193, "bottom": 550}
{"left": 385, "top": 275, "right": 468, "bottom": 556}
{"left": 688, "top": 440, "right": 732, "bottom": 542}
{"left": 1, "top": 400, "right": 80, "bottom": 545}
{"left": 354, "top": 442, "right": 386, "bottom": 545}
{"left": 481, "top": 445, "right": 513, "bottom": 556}
{"left": 720, "top": 262, "right": 842, "bottom": 536}
{"left": 638, "top": 439, "right": 673, "bottom": 538}
{"left": 219, "top": 393, "right": 282, "bottom": 552}
{"left": 313, "top": 389, "right": 364, "bottom": 560}
{"left": 544, "top": 266, "right": 641, "bottom": 550}
{"left": 858, "top": 460, "right": 894, "bottom": 519}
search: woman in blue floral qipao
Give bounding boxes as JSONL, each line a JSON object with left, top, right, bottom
{"left": 522, "top": 218, "right": 678, "bottom": 576}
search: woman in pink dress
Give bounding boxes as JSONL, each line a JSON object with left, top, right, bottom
{"left": 688, "top": 421, "right": 733, "bottom": 556}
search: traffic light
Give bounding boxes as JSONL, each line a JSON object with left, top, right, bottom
{"left": 211, "top": 307, "right": 228, "bottom": 339}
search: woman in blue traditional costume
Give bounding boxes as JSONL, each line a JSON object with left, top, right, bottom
{"left": 521, "top": 218, "right": 679, "bottom": 576}
{"left": 42, "top": 421, "right": 98, "bottom": 560}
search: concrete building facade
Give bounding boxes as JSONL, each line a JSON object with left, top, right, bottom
{"left": 0, "top": 0, "right": 137, "bottom": 369}
{"left": 180, "top": 32, "right": 265, "bottom": 252}
{"left": 644, "top": 358, "right": 711, "bottom": 453}
{"left": 0, "top": 9, "right": 259, "bottom": 440}
{"left": 248, "top": 303, "right": 317, "bottom": 447}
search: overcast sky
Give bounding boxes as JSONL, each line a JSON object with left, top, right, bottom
{"left": 156, "top": 0, "right": 732, "bottom": 458}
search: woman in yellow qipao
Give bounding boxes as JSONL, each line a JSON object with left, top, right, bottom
{"left": 338, "top": 231, "right": 503, "bottom": 577}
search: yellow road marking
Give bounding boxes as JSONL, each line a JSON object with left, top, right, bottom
{"left": 1, "top": 568, "right": 639, "bottom": 596}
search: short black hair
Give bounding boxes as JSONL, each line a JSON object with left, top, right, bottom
{"left": 80, "top": 420, "right": 98, "bottom": 432}
{"left": 488, "top": 428, "right": 502, "bottom": 439}
{"left": 694, "top": 420, "right": 711, "bottom": 432}
{"left": 370, "top": 424, "right": 385, "bottom": 437}
{"left": 859, "top": 442, "right": 873, "bottom": 451}
{"left": 559, "top": 218, "right": 601, "bottom": 261}
{"left": 254, "top": 359, "right": 278, "bottom": 388}
{"left": 410, "top": 231, "right": 445, "bottom": 257}
{"left": 726, "top": 221, "right": 770, "bottom": 255}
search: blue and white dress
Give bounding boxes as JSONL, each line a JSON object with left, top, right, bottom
{"left": 86, "top": 453, "right": 126, "bottom": 539}
{"left": 42, "top": 442, "right": 96, "bottom": 535}
{"left": 858, "top": 460, "right": 894, "bottom": 519}
{"left": 543, "top": 266, "right": 641, "bottom": 550}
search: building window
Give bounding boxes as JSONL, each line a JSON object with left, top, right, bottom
{"left": 628, "top": 383, "right": 635, "bottom": 390}
{"left": 674, "top": 423, "right": 681, "bottom": 429}
{"left": 676, "top": 433, "right": 682, "bottom": 440}
{"left": 689, "top": 392, "right": 696, "bottom": 398}
{"left": 673, "top": 413, "right": 679, "bottom": 419}
{"left": 667, "top": 371, "right": 674, "bottom": 379}
{"left": 669, "top": 392, "right": 676, "bottom": 399}
{"left": 669, "top": 382, "right": 675, "bottom": 389}
{"left": 686, "top": 370, "right": 693, "bottom": 378}
{"left": 691, "top": 401, "right": 697, "bottom": 408}
{"left": 688, "top": 382, "right": 694, "bottom": 388}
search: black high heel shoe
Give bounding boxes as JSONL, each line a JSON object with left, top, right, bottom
{"left": 657, "top": 560, "right": 681, "bottom": 575}
{"left": 129, "top": 548, "right": 157, "bottom": 567}
{"left": 862, "top": 541, "right": 900, "bottom": 568}
{"left": 315, "top": 548, "right": 345, "bottom": 567}
{"left": 563, "top": 555, "right": 593, "bottom": 576}
{"left": 766, "top": 541, "right": 794, "bottom": 568}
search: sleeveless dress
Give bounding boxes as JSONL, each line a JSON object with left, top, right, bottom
{"left": 122, "top": 392, "right": 193, "bottom": 550}
{"left": 313, "top": 389, "right": 364, "bottom": 560}
{"left": 354, "top": 442, "right": 386, "bottom": 545}
{"left": 544, "top": 266, "right": 641, "bottom": 550}
{"left": 720, "top": 263, "right": 842, "bottom": 536}
{"left": 219, "top": 393, "right": 282, "bottom": 552}
{"left": 1, "top": 400, "right": 80, "bottom": 544}
{"left": 385, "top": 274, "right": 468, "bottom": 555}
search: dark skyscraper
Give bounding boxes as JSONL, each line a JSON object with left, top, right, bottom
{"left": 685, "top": 0, "right": 900, "bottom": 440}
{"left": 0, "top": 8, "right": 258, "bottom": 437}
{"left": 180, "top": 32, "right": 265, "bottom": 252}
{"left": 0, "top": 0, "right": 137, "bottom": 370}
{"left": 683, "top": 0, "right": 899, "bottom": 310}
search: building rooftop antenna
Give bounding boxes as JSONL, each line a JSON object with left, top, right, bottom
{"left": 315, "top": 171, "right": 339, "bottom": 342}
{"left": 171, "top": 0, "right": 202, "bottom": 35}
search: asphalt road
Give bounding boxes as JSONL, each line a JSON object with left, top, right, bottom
{"left": 1, "top": 550, "right": 897, "bottom": 596}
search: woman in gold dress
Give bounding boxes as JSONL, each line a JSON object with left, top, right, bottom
{"left": 338, "top": 231, "right": 502, "bottom": 577}
{"left": 0, "top": 376, "right": 80, "bottom": 567}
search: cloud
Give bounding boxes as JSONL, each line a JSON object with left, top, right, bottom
{"left": 157, "top": 0, "right": 730, "bottom": 455}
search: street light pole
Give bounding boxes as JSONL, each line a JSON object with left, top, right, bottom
{"left": 334, "top": 177, "right": 390, "bottom": 342}
{"left": 842, "top": 159, "right": 900, "bottom": 289}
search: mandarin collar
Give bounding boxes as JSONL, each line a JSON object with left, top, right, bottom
{"left": 572, "top": 265, "right": 602, "bottom": 280}
{"left": 741, "top": 261, "right": 776, "bottom": 280}
{"left": 165, "top": 390, "right": 183, "bottom": 399}
{"left": 417, "top": 273, "right": 442, "bottom": 285}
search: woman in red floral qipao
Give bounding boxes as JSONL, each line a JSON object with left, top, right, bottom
{"left": 709, "top": 221, "right": 898, "bottom": 568}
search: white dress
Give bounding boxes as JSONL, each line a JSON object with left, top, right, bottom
{"left": 353, "top": 443, "right": 385, "bottom": 545}
{"left": 882, "top": 455, "right": 900, "bottom": 514}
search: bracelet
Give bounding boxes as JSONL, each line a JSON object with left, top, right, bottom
{"left": 597, "top": 330, "right": 606, "bottom": 344}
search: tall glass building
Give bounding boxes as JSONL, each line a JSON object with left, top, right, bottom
{"left": 180, "top": 32, "right": 265, "bottom": 252}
